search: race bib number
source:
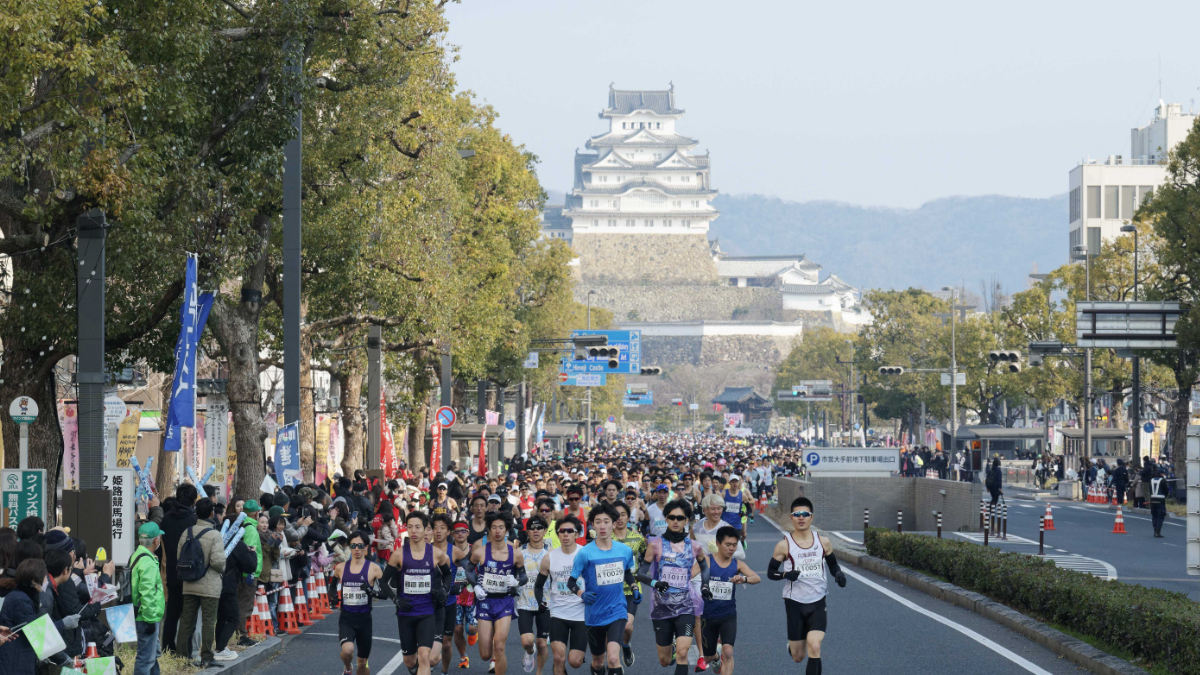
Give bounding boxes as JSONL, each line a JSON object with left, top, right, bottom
{"left": 455, "top": 567, "right": 467, "bottom": 583}
{"left": 594, "top": 561, "right": 624, "bottom": 586}
{"left": 724, "top": 501, "right": 739, "bottom": 514}
{"left": 660, "top": 566, "right": 689, "bottom": 589}
{"left": 482, "top": 573, "right": 510, "bottom": 594}
{"left": 652, "top": 519, "right": 667, "bottom": 532}
{"left": 343, "top": 586, "right": 369, "bottom": 606}
{"left": 709, "top": 580, "right": 733, "bottom": 601}
{"left": 795, "top": 560, "right": 822, "bottom": 579}
{"left": 404, "top": 574, "right": 432, "bottom": 595}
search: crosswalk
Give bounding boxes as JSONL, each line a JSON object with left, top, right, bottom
{"left": 1038, "top": 554, "right": 1118, "bottom": 581}
{"left": 954, "top": 532, "right": 1040, "bottom": 546}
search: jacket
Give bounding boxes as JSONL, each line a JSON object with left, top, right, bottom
{"left": 160, "top": 503, "right": 198, "bottom": 585}
{"left": 178, "top": 525, "right": 226, "bottom": 599}
{"left": 0, "top": 589, "right": 46, "bottom": 675}
{"left": 222, "top": 540, "right": 258, "bottom": 595}
{"left": 241, "top": 519, "right": 262, "bottom": 577}
{"left": 49, "top": 574, "right": 91, "bottom": 656}
{"left": 258, "top": 530, "right": 281, "bottom": 583}
{"left": 130, "top": 544, "right": 164, "bottom": 623}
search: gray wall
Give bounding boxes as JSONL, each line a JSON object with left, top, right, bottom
{"left": 777, "top": 476, "right": 984, "bottom": 533}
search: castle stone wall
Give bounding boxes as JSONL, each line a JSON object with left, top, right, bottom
{"left": 573, "top": 233, "right": 718, "bottom": 284}
{"left": 578, "top": 284, "right": 783, "bottom": 322}
{"left": 642, "top": 334, "right": 797, "bottom": 367}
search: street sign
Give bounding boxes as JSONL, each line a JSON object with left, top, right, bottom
{"left": 8, "top": 397, "right": 38, "bottom": 424}
{"left": 594, "top": 425, "right": 604, "bottom": 436}
{"left": 608, "top": 416, "right": 616, "bottom": 423}
{"left": 688, "top": 403, "right": 699, "bottom": 411}
{"left": 782, "top": 380, "right": 834, "bottom": 402}
{"left": 104, "top": 394, "right": 127, "bottom": 424}
{"left": 101, "top": 469, "right": 135, "bottom": 564}
{"left": 1076, "top": 301, "right": 1182, "bottom": 349}
{"left": 1, "top": 469, "right": 45, "bottom": 528}
{"left": 1144, "top": 422, "right": 1155, "bottom": 433}
{"left": 523, "top": 352, "right": 539, "bottom": 369}
{"left": 435, "top": 406, "right": 457, "bottom": 428}
{"left": 558, "top": 372, "right": 569, "bottom": 383}
{"left": 558, "top": 369, "right": 606, "bottom": 387}
{"left": 623, "top": 391, "right": 653, "bottom": 406}
{"left": 567, "top": 330, "right": 641, "bottom": 374}
{"left": 505, "top": 420, "right": 516, "bottom": 430}
{"left": 940, "top": 373, "right": 966, "bottom": 386}
{"left": 605, "top": 422, "right": 616, "bottom": 433}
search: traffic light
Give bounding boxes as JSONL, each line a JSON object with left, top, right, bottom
{"left": 588, "top": 345, "right": 621, "bottom": 369}
{"left": 878, "top": 366, "right": 905, "bottom": 375}
{"left": 639, "top": 367, "right": 662, "bottom": 375}
{"left": 572, "top": 334, "right": 608, "bottom": 360}
{"left": 988, "top": 350, "right": 1022, "bottom": 373}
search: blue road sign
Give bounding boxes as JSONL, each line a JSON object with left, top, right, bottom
{"left": 622, "top": 392, "right": 653, "bottom": 406}
{"left": 1144, "top": 422, "right": 1154, "bottom": 433}
{"left": 558, "top": 368, "right": 607, "bottom": 387}
{"left": 566, "top": 330, "right": 641, "bottom": 374}
{"left": 505, "top": 420, "right": 516, "bottom": 430}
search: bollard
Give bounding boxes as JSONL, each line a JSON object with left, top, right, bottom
{"left": 980, "top": 497, "right": 986, "bottom": 530}
{"left": 936, "top": 511, "right": 942, "bottom": 539}
{"left": 896, "top": 509, "right": 903, "bottom": 534}
{"left": 864, "top": 508, "right": 869, "bottom": 538}
{"left": 1001, "top": 503, "right": 1008, "bottom": 540}
{"left": 983, "top": 519, "right": 989, "bottom": 547}
{"left": 1039, "top": 515, "right": 1045, "bottom": 555}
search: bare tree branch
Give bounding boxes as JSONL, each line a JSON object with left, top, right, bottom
{"left": 220, "top": 0, "right": 253, "bottom": 19}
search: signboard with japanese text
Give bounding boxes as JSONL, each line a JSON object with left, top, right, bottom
{"left": 101, "top": 469, "right": 135, "bottom": 564}
{"left": 1, "top": 469, "right": 45, "bottom": 528}
{"left": 802, "top": 448, "right": 900, "bottom": 475}
{"left": 565, "top": 330, "right": 641, "bottom": 374}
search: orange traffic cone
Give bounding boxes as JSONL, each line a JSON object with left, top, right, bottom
{"left": 1112, "top": 506, "right": 1127, "bottom": 534}
{"left": 277, "top": 581, "right": 302, "bottom": 635}
{"left": 255, "top": 586, "right": 276, "bottom": 636}
{"left": 294, "top": 581, "right": 313, "bottom": 626}
{"left": 1043, "top": 504, "right": 1056, "bottom": 531}
{"left": 1110, "top": 488, "right": 1117, "bottom": 505}
{"left": 316, "top": 570, "right": 331, "bottom": 613}
{"left": 245, "top": 593, "right": 266, "bottom": 637}
{"left": 307, "top": 576, "right": 325, "bottom": 619}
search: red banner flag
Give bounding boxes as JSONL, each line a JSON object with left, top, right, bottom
{"left": 429, "top": 420, "right": 442, "bottom": 474}
{"left": 478, "top": 424, "right": 488, "bottom": 477}
{"left": 381, "top": 399, "right": 398, "bottom": 479}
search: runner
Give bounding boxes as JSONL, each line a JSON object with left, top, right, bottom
{"left": 464, "top": 512, "right": 527, "bottom": 675}
{"left": 467, "top": 495, "right": 490, "bottom": 547}
{"left": 535, "top": 517, "right": 587, "bottom": 675}
{"left": 720, "top": 476, "right": 746, "bottom": 544}
{"left": 567, "top": 502, "right": 637, "bottom": 675}
{"left": 431, "top": 514, "right": 470, "bottom": 674}
{"left": 429, "top": 483, "right": 460, "bottom": 520}
{"left": 333, "top": 531, "right": 387, "bottom": 675}
{"left": 517, "top": 514, "right": 552, "bottom": 674}
{"left": 646, "top": 485, "right": 670, "bottom": 537}
{"left": 637, "top": 499, "right": 709, "bottom": 675}
{"left": 767, "top": 497, "right": 846, "bottom": 675}
{"left": 384, "top": 511, "right": 455, "bottom": 675}
{"left": 451, "top": 521, "right": 480, "bottom": 661}
{"left": 558, "top": 486, "right": 589, "bottom": 546}
{"left": 609, "top": 500, "right": 645, "bottom": 668}
{"left": 700, "top": 526, "right": 759, "bottom": 675}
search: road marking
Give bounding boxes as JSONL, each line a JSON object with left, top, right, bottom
{"left": 1038, "top": 554, "right": 1118, "bottom": 581}
{"left": 762, "top": 514, "right": 1054, "bottom": 675}
{"left": 953, "top": 533, "right": 1039, "bottom": 546}
{"left": 304, "top": 632, "right": 404, "bottom": 645}
{"left": 1054, "top": 548, "right": 1068, "bottom": 553}
{"left": 831, "top": 532, "right": 862, "bottom": 544}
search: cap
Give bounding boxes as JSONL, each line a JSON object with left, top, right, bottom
{"left": 138, "top": 522, "right": 163, "bottom": 538}
{"left": 488, "top": 494, "right": 502, "bottom": 503}
{"left": 728, "top": 474, "right": 741, "bottom": 482}
{"left": 243, "top": 499, "right": 261, "bottom": 513}
{"left": 655, "top": 484, "right": 669, "bottom": 492}
{"left": 437, "top": 482, "right": 448, "bottom": 489}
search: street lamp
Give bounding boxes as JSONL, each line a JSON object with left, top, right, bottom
{"left": 1071, "top": 244, "right": 1093, "bottom": 469}
{"left": 1121, "top": 223, "right": 1142, "bottom": 467}
{"left": 941, "top": 286, "right": 960, "bottom": 469}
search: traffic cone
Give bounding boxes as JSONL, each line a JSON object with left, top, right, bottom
{"left": 307, "top": 576, "right": 325, "bottom": 619}
{"left": 277, "top": 581, "right": 302, "bottom": 635}
{"left": 1110, "top": 487, "right": 1117, "bottom": 505}
{"left": 255, "top": 586, "right": 276, "bottom": 636}
{"left": 294, "top": 581, "right": 313, "bottom": 626}
{"left": 1112, "top": 507, "right": 1127, "bottom": 534}
{"left": 316, "top": 570, "right": 332, "bottom": 613}
{"left": 246, "top": 592, "right": 267, "bottom": 637}
{"left": 1043, "top": 504, "right": 1056, "bottom": 531}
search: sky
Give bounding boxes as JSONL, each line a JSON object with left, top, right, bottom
{"left": 444, "top": 0, "right": 1200, "bottom": 208}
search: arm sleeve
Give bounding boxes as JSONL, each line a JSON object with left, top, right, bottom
{"left": 514, "top": 565, "right": 528, "bottom": 587}
{"left": 636, "top": 559, "right": 655, "bottom": 586}
{"left": 462, "top": 557, "right": 479, "bottom": 585}
{"left": 766, "top": 557, "right": 785, "bottom": 581}
{"left": 824, "top": 552, "right": 842, "bottom": 577}
{"left": 697, "top": 554, "right": 710, "bottom": 586}
{"left": 380, "top": 562, "right": 400, "bottom": 596}
{"left": 534, "top": 572, "right": 548, "bottom": 606}
{"left": 567, "top": 576, "right": 580, "bottom": 594}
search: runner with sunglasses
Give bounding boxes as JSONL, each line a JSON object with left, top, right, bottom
{"left": 637, "top": 499, "right": 710, "bottom": 675}
{"left": 609, "top": 500, "right": 644, "bottom": 668}
{"left": 700, "top": 526, "right": 759, "bottom": 675}
{"left": 383, "top": 511, "right": 455, "bottom": 675}
{"left": 535, "top": 517, "right": 586, "bottom": 675}
{"left": 558, "top": 487, "right": 589, "bottom": 546}
{"left": 429, "top": 483, "right": 459, "bottom": 520}
{"left": 567, "top": 502, "right": 638, "bottom": 675}
{"left": 767, "top": 497, "right": 846, "bottom": 675}
{"left": 517, "top": 515, "right": 552, "bottom": 674}
{"left": 333, "top": 531, "right": 388, "bottom": 675}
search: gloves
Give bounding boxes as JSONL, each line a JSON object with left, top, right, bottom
{"left": 394, "top": 596, "right": 413, "bottom": 612}
{"left": 700, "top": 585, "right": 713, "bottom": 602}
{"left": 61, "top": 615, "right": 80, "bottom": 630}
{"left": 538, "top": 599, "right": 550, "bottom": 612}
{"left": 475, "top": 584, "right": 488, "bottom": 602}
{"left": 835, "top": 571, "right": 847, "bottom": 588}
{"left": 653, "top": 581, "right": 670, "bottom": 594}
{"left": 432, "top": 586, "right": 448, "bottom": 604}
{"left": 507, "top": 584, "right": 520, "bottom": 598}
{"left": 783, "top": 570, "right": 801, "bottom": 582}
{"left": 581, "top": 590, "right": 598, "bottom": 605}
{"left": 631, "top": 586, "right": 642, "bottom": 605}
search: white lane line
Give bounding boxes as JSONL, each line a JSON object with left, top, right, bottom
{"left": 1038, "top": 555, "right": 1118, "bottom": 581}
{"left": 378, "top": 642, "right": 410, "bottom": 675}
{"left": 1064, "top": 505, "right": 1183, "bottom": 527}
{"left": 761, "top": 514, "right": 1054, "bottom": 675}
{"left": 1054, "top": 549, "right": 1068, "bottom": 553}
{"left": 305, "top": 632, "right": 404, "bottom": 644}
{"left": 953, "top": 533, "right": 1040, "bottom": 546}
{"left": 831, "top": 532, "right": 862, "bottom": 545}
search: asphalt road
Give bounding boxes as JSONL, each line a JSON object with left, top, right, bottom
{"left": 244, "top": 517, "right": 1087, "bottom": 675}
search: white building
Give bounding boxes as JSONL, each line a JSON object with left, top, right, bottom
{"left": 1068, "top": 100, "right": 1197, "bottom": 257}
{"left": 558, "top": 85, "right": 719, "bottom": 236}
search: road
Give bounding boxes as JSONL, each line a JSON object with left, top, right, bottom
{"left": 244, "top": 517, "right": 1085, "bottom": 675}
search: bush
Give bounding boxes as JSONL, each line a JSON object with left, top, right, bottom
{"left": 865, "top": 528, "right": 1200, "bottom": 675}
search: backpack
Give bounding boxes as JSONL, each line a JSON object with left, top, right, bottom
{"left": 984, "top": 469, "right": 997, "bottom": 490}
{"left": 176, "top": 526, "right": 213, "bottom": 582}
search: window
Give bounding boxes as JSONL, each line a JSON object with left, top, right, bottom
{"left": 590, "top": 200, "right": 599, "bottom": 208}
{"left": 684, "top": 220, "right": 692, "bottom": 227}
{"left": 666, "top": 176, "right": 672, "bottom": 182}
{"left": 608, "top": 219, "right": 617, "bottom": 227}
{"left": 682, "top": 176, "right": 691, "bottom": 183}
{"left": 622, "top": 122, "right": 626, "bottom": 129}
{"left": 644, "top": 219, "right": 653, "bottom": 227}
{"left": 664, "top": 219, "right": 672, "bottom": 227}
{"left": 1086, "top": 186, "right": 1100, "bottom": 218}
{"left": 626, "top": 219, "right": 635, "bottom": 226}
{"left": 592, "top": 219, "right": 598, "bottom": 227}
{"left": 1120, "top": 186, "right": 1136, "bottom": 220}
{"left": 673, "top": 200, "right": 682, "bottom": 208}
{"left": 1069, "top": 187, "right": 1080, "bottom": 222}
{"left": 600, "top": 175, "right": 608, "bottom": 183}
{"left": 654, "top": 153, "right": 662, "bottom": 159}
{"left": 1104, "top": 186, "right": 1119, "bottom": 219}
{"left": 1088, "top": 227, "right": 1101, "bottom": 255}
{"left": 656, "top": 122, "right": 661, "bottom": 129}
{"left": 1138, "top": 186, "right": 1154, "bottom": 206}
{"left": 692, "top": 200, "right": 700, "bottom": 208}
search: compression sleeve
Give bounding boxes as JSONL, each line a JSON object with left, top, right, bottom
{"left": 697, "top": 554, "right": 710, "bottom": 586}
{"left": 514, "top": 565, "right": 529, "bottom": 587}
{"left": 636, "top": 559, "right": 655, "bottom": 585}
{"left": 438, "top": 563, "right": 454, "bottom": 591}
{"left": 462, "top": 558, "right": 479, "bottom": 585}
{"left": 824, "top": 552, "right": 842, "bottom": 576}
{"left": 767, "top": 557, "right": 785, "bottom": 581}
{"left": 380, "top": 562, "right": 401, "bottom": 593}
{"left": 534, "top": 572, "right": 549, "bottom": 606}
{"left": 567, "top": 576, "right": 580, "bottom": 594}
{"left": 624, "top": 568, "right": 636, "bottom": 586}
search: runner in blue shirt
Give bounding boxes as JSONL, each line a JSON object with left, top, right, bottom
{"left": 700, "top": 526, "right": 760, "bottom": 675}
{"left": 568, "top": 502, "right": 640, "bottom": 675}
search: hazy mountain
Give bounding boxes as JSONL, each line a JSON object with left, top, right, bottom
{"left": 709, "top": 193, "right": 1067, "bottom": 293}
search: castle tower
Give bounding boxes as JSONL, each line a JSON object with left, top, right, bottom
{"left": 563, "top": 85, "right": 720, "bottom": 283}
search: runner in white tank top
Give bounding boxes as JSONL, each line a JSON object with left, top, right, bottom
{"left": 534, "top": 518, "right": 588, "bottom": 675}
{"left": 768, "top": 497, "right": 847, "bottom": 675}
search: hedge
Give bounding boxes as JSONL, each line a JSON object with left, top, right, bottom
{"left": 865, "top": 528, "right": 1200, "bottom": 675}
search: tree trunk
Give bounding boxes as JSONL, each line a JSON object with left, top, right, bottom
{"left": 299, "top": 329, "right": 316, "bottom": 481}
{"left": 155, "top": 374, "right": 177, "bottom": 494}
{"left": 0, "top": 360, "right": 64, "bottom": 525}
{"left": 408, "top": 404, "right": 427, "bottom": 471}
{"left": 1169, "top": 382, "right": 1192, "bottom": 494}
{"left": 337, "top": 360, "right": 365, "bottom": 476}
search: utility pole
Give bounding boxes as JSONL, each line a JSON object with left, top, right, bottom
{"left": 494, "top": 386, "right": 505, "bottom": 476}
{"left": 283, "top": 45, "right": 302, "bottom": 449}
{"left": 366, "top": 327, "right": 381, "bottom": 469}
{"left": 1073, "top": 244, "right": 1093, "bottom": 472}
{"left": 1122, "top": 223, "right": 1142, "bottom": 467}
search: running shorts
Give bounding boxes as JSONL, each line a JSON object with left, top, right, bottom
{"left": 440, "top": 603, "right": 457, "bottom": 637}
{"left": 586, "top": 619, "right": 627, "bottom": 656}
{"left": 339, "top": 611, "right": 373, "bottom": 659}
{"left": 517, "top": 608, "right": 550, "bottom": 639}
{"left": 549, "top": 617, "right": 587, "bottom": 653}
{"left": 784, "top": 597, "right": 826, "bottom": 641}
{"left": 652, "top": 615, "right": 694, "bottom": 647}
{"left": 456, "top": 603, "right": 477, "bottom": 628}
{"left": 700, "top": 613, "right": 737, "bottom": 655}
{"left": 396, "top": 613, "right": 437, "bottom": 655}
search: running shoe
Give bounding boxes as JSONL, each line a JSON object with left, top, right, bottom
{"left": 622, "top": 644, "right": 635, "bottom": 669}
{"left": 696, "top": 656, "right": 708, "bottom": 672}
{"left": 212, "top": 649, "right": 238, "bottom": 662}
{"left": 523, "top": 650, "right": 535, "bottom": 672}
{"left": 458, "top": 657, "right": 470, "bottom": 669}
{"left": 467, "top": 633, "right": 478, "bottom": 646}
{"left": 488, "top": 660, "right": 496, "bottom": 674}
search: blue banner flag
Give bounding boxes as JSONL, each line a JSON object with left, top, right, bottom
{"left": 164, "top": 255, "right": 214, "bottom": 451}
{"left": 275, "top": 422, "right": 302, "bottom": 487}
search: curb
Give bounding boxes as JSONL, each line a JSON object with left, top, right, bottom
{"left": 196, "top": 635, "right": 283, "bottom": 675}
{"left": 828, "top": 541, "right": 1150, "bottom": 675}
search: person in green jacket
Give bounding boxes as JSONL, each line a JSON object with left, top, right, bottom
{"left": 133, "top": 522, "right": 166, "bottom": 675}
{"left": 237, "top": 500, "right": 263, "bottom": 632}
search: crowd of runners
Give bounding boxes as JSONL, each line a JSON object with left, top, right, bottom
{"left": 326, "top": 433, "right": 841, "bottom": 675}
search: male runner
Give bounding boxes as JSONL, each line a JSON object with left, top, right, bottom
{"left": 638, "top": 499, "right": 709, "bottom": 675}
{"left": 333, "top": 531, "right": 386, "bottom": 675}
{"left": 646, "top": 485, "right": 670, "bottom": 537}
{"left": 384, "top": 512, "right": 454, "bottom": 675}
{"left": 517, "top": 515, "right": 552, "bottom": 674}
{"left": 568, "top": 502, "right": 638, "bottom": 675}
{"left": 720, "top": 476, "right": 746, "bottom": 544}
{"left": 451, "top": 521, "right": 480, "bottom": 659}
{"left": 535, "top": 517, "right": 586, "bottom": 675}
{"left": 609, "top": 500, "right": 644, "bottom": 668}
{"left": 558, "top": 486, "right": 589, "bottom": 546}
{"left": 465, "top": 512, "right": 527, "bottom": 675}
{"left": 700, "top": 526, "right": 759, "bottom": 675}
{"left": 429, "top": 483, "right": 459, "bottom": 520}
{"left": 431, "top": 514, "right": 470, "bottom": 674}
{"left": 767, "top": 497, "right": 846, "bottom": 675}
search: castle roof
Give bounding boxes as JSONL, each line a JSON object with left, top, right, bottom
{"left": 711, "top": 387, "right": 769, "bottom": 406}
{"left": 587, "top": 129, "right": 699, "bottom": 149}
{"left": 713, "top": 255, "right": 821, "bottom": 279}
{"left": 575, "top": 179, "right": 716, "bottom": 197}
{"left": 583, "top": 152, "right": 710, "bottom": 171}
{"left": 602, "top": 86, "right": 683, "bottom": 117}
{"left": 561, "top": 207, "right": 720, "bottom": 219}
{"left": 781, "top": 276, "right": 858, "bottom": 295}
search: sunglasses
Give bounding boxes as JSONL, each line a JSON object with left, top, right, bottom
{"left": 666, "top": 515, "right": 688, "bottom": 522}
{"left": 568, "top": 497, "right": 580, "bottom": 501}
{"left": 348, "top": 543, "right": 367, "bottom": 549}
{"left": 527, "top": 524, "right": 546, "bottom": 531}
{"left": 792, "top": 511, "right": 813, "bottom": 519}
{"left": 539, "top": 508, "right": 553, "bottom": 513}
{"left": 557, "top": 528, "right": 577, "bottom": 535}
